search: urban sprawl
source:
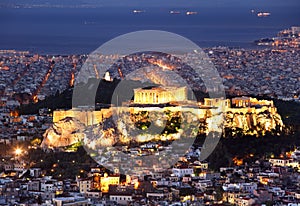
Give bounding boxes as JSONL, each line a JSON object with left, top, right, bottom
{"left": 0, "top": 42, "right": 300, "bottom": 205}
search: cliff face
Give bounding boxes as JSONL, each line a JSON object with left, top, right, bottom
{"left": 42, "top": 107, "right": 284, "bottom": 149}
{"left": 41, "top": 111, "right": 199, "bottom": 149}
{"left": 41, "top": 117, "right": 119, "bottom": 150}
{"left": 224, "top": 108, "right": 284, "bottom": 136}
{"left": 41, "top": 117, "right": 86, "bottom": 148}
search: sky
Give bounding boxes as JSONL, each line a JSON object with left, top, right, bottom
{"left": 2, "top": 0, "right": 300, "bottom": 8}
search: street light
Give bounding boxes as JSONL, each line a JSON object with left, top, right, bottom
{"left": 15, "top": 148, "right": 22, "bottom": 156}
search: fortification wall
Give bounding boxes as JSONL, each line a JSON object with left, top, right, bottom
{"left": 53, "top": 108, "right": 112, "bottom": 126}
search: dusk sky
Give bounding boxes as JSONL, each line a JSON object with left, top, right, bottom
{"left": 2, "top": 0, "right": 300, "bottom": 8}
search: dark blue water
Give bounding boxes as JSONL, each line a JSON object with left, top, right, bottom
{"left": 0, "top": 0, "right": 299, "bottom": 54}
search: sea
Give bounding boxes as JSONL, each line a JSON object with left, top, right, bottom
{"left": 0, "top": 0, "right": 299, "bottom": 54}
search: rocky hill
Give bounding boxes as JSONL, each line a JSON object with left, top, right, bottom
{"left": 41, "top": 106, "right": 284, "bottom": 150}
{"left": 224, "top": 108, "right": 284, "bottom": 136}
{"left": 41, "top": 117, "right": 86, "bottom": 148}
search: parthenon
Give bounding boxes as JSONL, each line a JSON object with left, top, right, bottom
{"left": 133, "top": 86, "right": 187, "bottom": 104}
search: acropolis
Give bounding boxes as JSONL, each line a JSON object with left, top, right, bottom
{"left": 49, "top": 86, "right": 283, "bottom": 137}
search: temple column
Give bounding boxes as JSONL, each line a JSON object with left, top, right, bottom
{"left": 152, "top": 92, "right": 155, "bottom": 103}
{"left": 140, "top": 92, "right": 142, "bottom": 103}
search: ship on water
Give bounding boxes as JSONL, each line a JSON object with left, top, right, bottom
{"left": 132, "top": 10, "right": 145, "bottom": 14}
{"left": 186, "top": 11, "right": 197, "bottom": 15}
{"left": 257, "top": 12, "right": 271, "bottom": 17}
{"left": 170, "top": 10, "right": 180, "bottom": 14}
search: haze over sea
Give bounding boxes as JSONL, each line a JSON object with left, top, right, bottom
{"left": 0, "top": 0, "right": 299, "bottom": 54}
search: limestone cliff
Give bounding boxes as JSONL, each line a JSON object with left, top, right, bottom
{"left": 41, "top": 117, "right": 86, "bottom": 148}
{"left": 42, "top": 107, "right": 284, "bottom": 149}
{"left": 224, "top": 108, "right": 284, "bottom": 136}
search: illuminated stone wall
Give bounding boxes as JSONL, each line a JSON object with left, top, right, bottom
{"left": 53, "top": 108, "right": 112, "bottom": 126}
{"left": 52, "top": 99, "right": 279, "bottom": 129}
